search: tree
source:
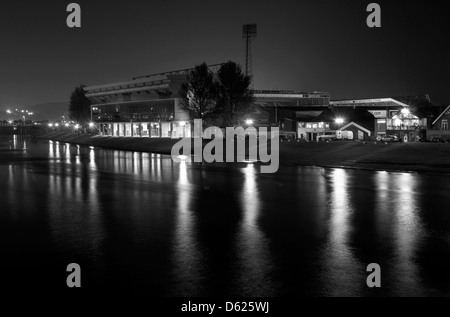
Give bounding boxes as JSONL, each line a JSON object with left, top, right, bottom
{"left": 68, "top": 85, "right": 91, "bottom": 123}
{"left": 215, "top": 61, "right": 254, "bottom": 126}
{"left": 181, "top": 63, "right": 218, "bottom": 122}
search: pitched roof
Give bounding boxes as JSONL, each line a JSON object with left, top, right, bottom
{"left": 432, "top": 105, "right": 450, "bottom": 125}
{"left": 337, "top": 122, "right": 371, "bottom": 136}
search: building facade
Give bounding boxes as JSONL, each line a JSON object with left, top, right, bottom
{"left": 85, "top": 73, "right": 191, "bottom": 138}
{"left": 84, "top": 65, "right": 437, "bottom": 143}
{"left": 428, "top": 105, "right": 450, "bottom": 141}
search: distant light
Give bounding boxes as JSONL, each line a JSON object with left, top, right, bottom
{"left": 179, "top": 121, "right": 186, "bottom": 127}
{"left": 55, "top": 123, "right": 59, "bottom": 127}
{"left": 74, "top": 124, "right": 80, "bottom": 129}
{"left": 21, "top": 110, "right": 24, "bottom": 113}
{"left": 29, "top": 112, "right": 33, "bottom": 115}
{"left": 65, "top": 123, "right": 69, "bottom": 127}
{"left": 335, "top": 118, "right": 344, "bottom": 124}
{"left": 48, "top": 123, "right": 53, "bottom": 127}
{"left": 8, "top": 120, "right": 12, "bottom": 124}
{"left": 6, "top": 110, "right": 11, "bottom": 114}
{"left": 401, "top": 108, "right": 410, "bottom": 115}
{"left": 89, "top": 122, "right": 94, "bottom": 127}
{"left": 245, "top": 119, "right": 254, "bottom": 125}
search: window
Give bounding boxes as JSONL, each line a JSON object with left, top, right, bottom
{"left": 442, "top": 120, "right": 448, "bottom": 130}
{"left": 306, "top": 123, "right": 312, "bottom": 129}
{"left": 377, "top": 119, "right": 386, "bottom": 132}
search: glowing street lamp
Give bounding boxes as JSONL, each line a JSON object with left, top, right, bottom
{"left": 6, "top": 110, "right": 11, "bottom": 114}
{"left": 89, "top": 122, "right": 94, "bottom": 128}
{"left": 245, "top": 119, "right": 254, "bottom": 126}
{"left": 65, "top": 123, "right": 69, "bottom": 127}
{"left": 401, "top": 108, "right": 410, "bottom": 115}
{"left": 335, "top": 118, "right": 344, "bottom": 125}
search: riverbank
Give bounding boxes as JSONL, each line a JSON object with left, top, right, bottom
{"left": 39, "top": 132, "right": 450, "bottom": 173}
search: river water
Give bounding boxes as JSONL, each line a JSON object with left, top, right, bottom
{"left": 1, "top": 136, "right": 450, "bottom": 296}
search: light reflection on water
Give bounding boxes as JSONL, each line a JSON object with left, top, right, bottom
{"left": 321, "top": 169, "right": 364, "bottom": 296}
{"left": 1, "top": 138, "right": 450, "bottom": 296}
{"left": 171, "top": 160, "right": 204, "bottom": 296}
{"left": 234, "top": 165, "right": 275, "bottom": 296}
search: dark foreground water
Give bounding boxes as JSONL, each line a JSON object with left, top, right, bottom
{"left": 1, "top": 136, "right": 450, "bottom": 296}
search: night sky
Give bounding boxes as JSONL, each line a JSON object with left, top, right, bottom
{"left": 1, "top": 0, "right": 449, "bottom": 107}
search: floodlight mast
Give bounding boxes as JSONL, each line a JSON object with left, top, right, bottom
{"left": 242, "top": 24, "right": 257, "bottom": 84}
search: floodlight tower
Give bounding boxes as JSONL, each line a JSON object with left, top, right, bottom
{"left": 242, "top": 24, "right": 257, "bottom": 83}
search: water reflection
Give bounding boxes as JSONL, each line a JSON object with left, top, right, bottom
{"left": 171, "top": 161, "right": 205, "bottom": 296}
{"left": 46, "top": 141, "right": 103, "bottom": 260}
{"left": 1, "top": 138, "right": 450, "bottom": 295}
{"left": 235, "top": 165, "right": 275, "bottom": 296}
{"left": 321, "top": 169, "right": 362, "bottom": 296}
{"left": 386, "top": 173, "right": 425, "bottom": 296}
{"left": 8, "top": 135, "right": 27, "bottom": 150}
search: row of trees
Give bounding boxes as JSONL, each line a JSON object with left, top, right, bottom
{"left": 181, "top": 61, "right": 254, "bottom": 127}
{"left": 67, "top": 61, "right": 254, "bottom": 129}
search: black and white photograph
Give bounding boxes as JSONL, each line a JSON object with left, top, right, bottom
{"left": 1, "top": 0, "right": 450, "bottom": 307}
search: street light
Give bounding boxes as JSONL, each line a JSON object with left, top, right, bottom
{"left": 335, "top": 118, "right": 344, "bottom": 125}
{"left": 245, "top": 119, "right": 254, "bottom": 126}
{"left": 401, "top": 108, "right": 410, "bottom": 115}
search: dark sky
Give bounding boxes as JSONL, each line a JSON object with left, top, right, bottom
{"left": 1, "top": 0, "right": 449, "bottom": 107}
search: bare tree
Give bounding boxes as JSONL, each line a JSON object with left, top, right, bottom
{"left": 181, "top": 63, "right": 218, "bottom": 122}
{"left": 215, "top": 61, "right": 254, "bottom": 126}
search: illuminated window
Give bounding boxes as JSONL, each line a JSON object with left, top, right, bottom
{"left": 306, "top": 123, "right": 312, "bottom": 129}
{"left": 312, "top": 123, "right": 318, "bottom": 129}
{"left": 318, "top": 122, "right": 324, "bottom": 129}
{"left": 442, "top": 120, "right": 448, "bottom": 130}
